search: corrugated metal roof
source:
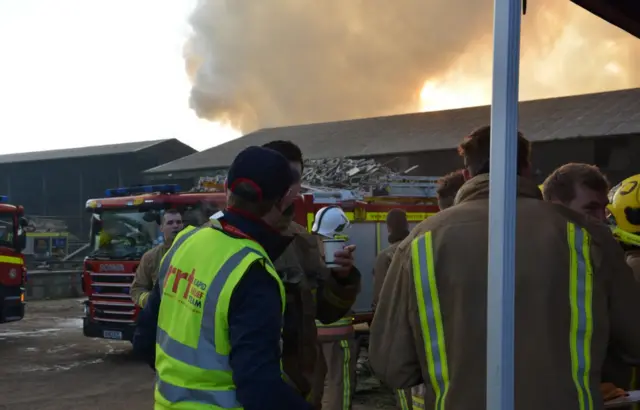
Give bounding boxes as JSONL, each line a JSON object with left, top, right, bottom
{"left": 0, "top": 139, "right": 176, "bottom": 165}
{"left": 145, "top": 88, "right": 640, "bottom": 175}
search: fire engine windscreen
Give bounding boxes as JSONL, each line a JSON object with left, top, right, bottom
{"left": 0, "top": 213, "right": 15, "bottom": 249}
{"left": 89, "top": 210, "right": 159, "bottom": 259}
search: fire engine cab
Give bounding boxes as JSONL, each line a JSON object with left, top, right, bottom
{"left": 81, "top": 177, "right": 439, "bottom": 341}
{"left": 82, "top": 184, "right": 226, "bottom": 341}
{"left": 0, "top": 195, "right": 28, "bottom": 324}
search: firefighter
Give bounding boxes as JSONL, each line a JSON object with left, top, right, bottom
{"left": 261, "top": 140, "right": 361, "bottom": 409}
{"left": 369, "top": 125, "right": 640, "bottom": 410}
{"left": 130, "top": 209, "right": 184, "bottom": 308}
{"left": 373, "top": 209, "right": 410, "bottom": 309}
{"left": 435, "top": 170, "right": 466, "bottom": 210}
{"left": 542, "top": 164, "right": 636, "bottom": 405}
{"left": 400, "top": 171, "right": 467, "bottom": 409}
{"left": 372, "top": 208, "right": 412, "bottom": 410}
{"left": 541, "top": 163, "right": 610, "bottom": 222}
{"left": 606, "top": 174, "right": 640, "bottom": 405}
{"left": 133, "top": 146, "right": 313, "bottom": 410}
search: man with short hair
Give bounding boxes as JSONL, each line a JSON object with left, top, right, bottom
{"left": 542, "top": 163, "right": 610, "bottom": 222}
{"left": 543, "top": 165, "right": 634, "bottom": 404}
{"left": 131, "top": 209, "right": 184, "bottom": 308}
{"left": 436, "top": 170, "right": 466, "bottom": 210}
{"left": 261, "top": 140, "right": 362, "bottom": 409}
{"left": 134, "top": 146, "right": 314, "bottom": 410}
{"left": 370, "top": 125, "right": 640, "bottom": 410}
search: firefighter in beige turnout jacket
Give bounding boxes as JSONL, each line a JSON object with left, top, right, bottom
{"left": 373, "top": 209, "right": 411, "bottom": 410}
{"left": 262, "top": 140, "right": 361, "bottom": 409}
{"left": 130, "top": 210, "right": 183, "bottom": 307}
{"left": 369, "top": 127, "right": 640, "bottom": 410}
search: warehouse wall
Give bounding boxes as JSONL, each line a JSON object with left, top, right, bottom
{"left": 0, "top": 143, "right": 196, "bottom": 240}
{"left": 0, "top": 154, "right": 139, "bottom": 239}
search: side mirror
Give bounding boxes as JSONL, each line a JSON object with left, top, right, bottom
{"left": 19, "top": 217, "right": 28, "bottom": 228}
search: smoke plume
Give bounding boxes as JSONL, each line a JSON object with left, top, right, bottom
{"left": 185, "top": 0, "right": 640, "bottom": 132}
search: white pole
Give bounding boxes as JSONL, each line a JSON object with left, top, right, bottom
{"left": 486, "top": 0, "right": 522, "bottom": 407}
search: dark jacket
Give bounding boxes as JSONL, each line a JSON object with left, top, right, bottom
{"left": 132, "top": 210, "right": 312, "bottom": 410}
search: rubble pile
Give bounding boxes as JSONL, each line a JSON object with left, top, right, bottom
{"left": 191, "top": 157, "right": 427, "bottom": 196}
{"left": 302, "top": 158, "right": 397, "bottom": 192}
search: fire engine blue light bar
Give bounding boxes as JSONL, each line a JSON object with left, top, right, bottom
{"left": 104, "top": 184, "right": 181, "bottom": 197}
{"left": 0, "top": 195, "right": 8, "bottom": 203}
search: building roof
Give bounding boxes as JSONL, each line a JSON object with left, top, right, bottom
{"left": 145, "top": 87, "right": 640, "bottom": 175}
{"left": 0, "top": 139, "right": 185, "bottom": 165}
{"left": 571, "top": 0, "right": 640, "bottom": 39}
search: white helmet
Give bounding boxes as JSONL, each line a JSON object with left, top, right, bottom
{"left": 311, "top": 206, "right": 351, "bottom": 238}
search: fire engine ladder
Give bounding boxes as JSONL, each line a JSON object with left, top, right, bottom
{"left": 371, "top": 175, "right": 440, "bottom": 199}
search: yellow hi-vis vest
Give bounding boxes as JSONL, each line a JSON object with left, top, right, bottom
{"left": 154, "top": 222, "right": 285, "bottom": 410}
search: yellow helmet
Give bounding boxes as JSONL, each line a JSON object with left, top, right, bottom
{"left": 608, "top": 174, "right": 640, "bottom": 246}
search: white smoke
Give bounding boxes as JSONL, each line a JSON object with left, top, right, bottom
{"left": 185, "top": 0, "right": 640, "bottom": 133}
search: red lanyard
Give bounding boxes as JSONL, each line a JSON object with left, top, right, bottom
{"left": 217, "top": 219, "right": 256, "bottom": 243}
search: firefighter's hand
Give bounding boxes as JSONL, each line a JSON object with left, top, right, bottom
{"left": 331, "top": 244, "right": 356, "bottom": 277}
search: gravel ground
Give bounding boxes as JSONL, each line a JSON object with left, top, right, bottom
{"left": 0, "top": 299, "right": 397, "bottom": 410}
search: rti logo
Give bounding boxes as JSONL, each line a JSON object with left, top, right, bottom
{"left": 163, "top": 265, "right": 207, "bottom": 309}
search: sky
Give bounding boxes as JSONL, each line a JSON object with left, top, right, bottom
{"left": 0, "top": 0, "right": 240, "bottom": 155}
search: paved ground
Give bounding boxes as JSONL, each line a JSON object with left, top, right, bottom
{"left": 0, "top": 299, "right": 397, "bottom": 410}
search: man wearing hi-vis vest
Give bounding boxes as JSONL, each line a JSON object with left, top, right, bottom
{"left": 369, "top": 125, "right": 640, "bottom": 410}
{"left": 133, "top": 146, "right": 314, "bottom": 410}
{"left": 261, "top": 141, "right": 361, "bottom": 409}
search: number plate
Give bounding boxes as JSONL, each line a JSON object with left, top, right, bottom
{"left": 103, "top": 330, "right": 123, "bottom": 340}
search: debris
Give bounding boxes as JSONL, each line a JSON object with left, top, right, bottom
{"left": 191, "top": 157, "right": 437, "bottom": 198}
{"left": 302, "top": 158, "right": 398, "bottom": 192}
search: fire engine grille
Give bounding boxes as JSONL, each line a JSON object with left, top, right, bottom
{"left": 89, "top": 272, "right": 136, "bottom": 324}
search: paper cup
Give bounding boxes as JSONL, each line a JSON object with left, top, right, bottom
{"left": 323, "top": 239, "right": 346, "bottom": 268}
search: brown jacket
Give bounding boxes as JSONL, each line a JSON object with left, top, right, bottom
{"left": 276, "top": 221, "right": 361, "bottom": 399}
{"left": 602, "top": 249, "right": 640, "bottom": 391}
{"left": 130, "top": 243, "right": 168, "bottom": 307}
{"left": 372, "top": 241, "right": 401, "bottom": 309}
{"left": 369, "top": 174, "right": 640, "bottom": 410}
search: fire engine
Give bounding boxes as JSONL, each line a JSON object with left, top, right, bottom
{"left": 81, "top": 177, "right": 439, "bottom": 341}
{"left": 0, "top": 195, "right": 28, "bottom": 324}
{"left": 82, "top": 184, "right": 226, "bottom": 341}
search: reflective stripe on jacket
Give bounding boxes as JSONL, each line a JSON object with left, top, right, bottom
{"left": 410, "top": 224, "right": 597, "bottom": 410}
{"left": 315, "top": 315, "right": 354, "bottom": 341}
{"left": 154, "top": 223, "right": 285, "bottom": 410}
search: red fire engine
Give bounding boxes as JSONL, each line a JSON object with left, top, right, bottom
{"left": 0, "top": 195, "right": 28, "bottom": 324}
{"left": 82, "top": 184, "right": 226, "bottom": 341}
{"left": 82, "top": 178, "right": 439, "bottom": 341}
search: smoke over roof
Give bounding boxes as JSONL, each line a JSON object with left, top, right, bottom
{"left": 185, "top": 0, "right": 640, "bottom": 133}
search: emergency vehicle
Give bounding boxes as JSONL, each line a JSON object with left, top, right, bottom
{"left": 81, "top": 177, "right": 439, "bottom": 341}
{"left": 0, "top": 195, "right": 28, "bottom": 324}
{"left": 82, "top": 184, "right": 226, "bottom": 341}
{"left": 297, "top": 176, "right": 440, "bottom": 324}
